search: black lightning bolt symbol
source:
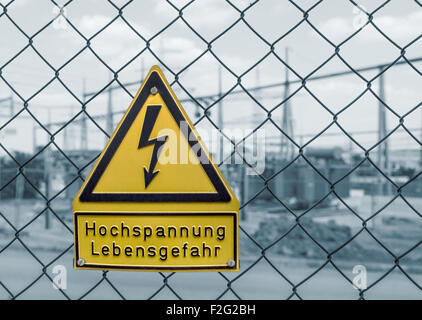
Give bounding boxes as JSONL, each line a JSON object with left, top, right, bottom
{"left": 138, "top": 105, "right": 168, "bottom": 188}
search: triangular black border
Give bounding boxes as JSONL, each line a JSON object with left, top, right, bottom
{"left": 79, "top": 71, "right": 231, "bottom": 202}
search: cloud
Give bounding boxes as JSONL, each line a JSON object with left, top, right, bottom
{"left": 316, "top": 11, "right": 422, "bottom": 45}
{"left": 68, "top": 14, "right": 206, "bottom": 69}
{"left": 9, "top": 0, "right": 29, "bottom": 7}
{"left": 76, "top": 14, "right": 150, "bottom": 59}
{"left": 154, "top": 0, "right": 239, "bottom": 31}
{"left": 159, "top": 36, "right": 203, "bottom": 63}
{"left": 78, "top": 14, "right": 151, "bottom": 39}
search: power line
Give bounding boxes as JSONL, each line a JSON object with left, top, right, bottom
{"left": 82, "top": 56, "right": 422, "bottom": 102}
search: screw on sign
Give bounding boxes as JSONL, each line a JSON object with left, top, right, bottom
{"left": 72, "top": 66, "right": 239, "bottom": 272}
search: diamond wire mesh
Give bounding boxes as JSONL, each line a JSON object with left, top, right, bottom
{"left": 0, "top": 0, "right": 421, "bottom": 300}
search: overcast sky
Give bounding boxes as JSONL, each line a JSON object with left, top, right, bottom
{"left": 1, "top": 0, "right": 422, "bottom": 157}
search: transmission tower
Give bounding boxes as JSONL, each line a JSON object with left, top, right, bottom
{"left": 377, "top": 69, "right": 390, "bottom": 196}
{"left": 280, "top": 47, "right": 294, "bottom": 160}
{"left": 81, "top": 78, "right": 88, "bottom": 150}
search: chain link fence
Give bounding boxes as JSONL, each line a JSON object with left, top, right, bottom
{"left": 1, "top": 0, "right": 422, "bottom": 299}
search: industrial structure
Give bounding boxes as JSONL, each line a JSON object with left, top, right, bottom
{"left": 1, "top": 55, "right": 422, "bottom": 225}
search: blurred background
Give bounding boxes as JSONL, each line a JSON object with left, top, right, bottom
{"left": 1, "top": 0, "right": 422, "bottom": 299}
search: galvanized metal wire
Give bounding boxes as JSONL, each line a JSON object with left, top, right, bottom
{"left": 0, "top": 0, "right": 422, "bottom": 300}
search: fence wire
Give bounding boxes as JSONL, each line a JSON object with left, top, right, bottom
{"left": 0, "top": 0, "right": 422, "bottom": 300}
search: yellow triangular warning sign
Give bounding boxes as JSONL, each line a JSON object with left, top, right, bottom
{"left": 72, "top": 66, "right": 239, "bottom": 272}
{"left": 77, "top": 65, "right": 232, "bottom": 203}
